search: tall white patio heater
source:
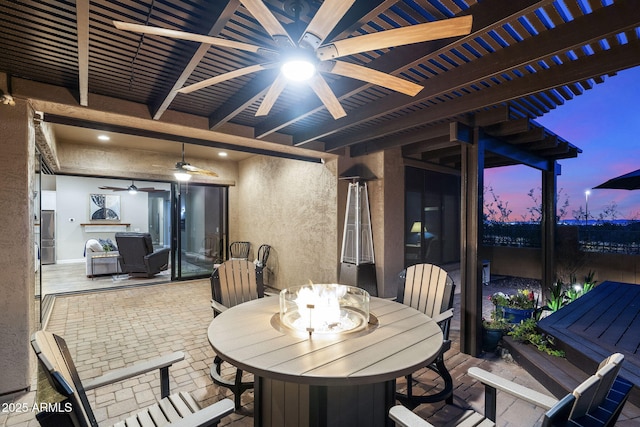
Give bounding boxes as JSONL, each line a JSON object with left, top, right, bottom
{"left": 339, "top": 168, "right": 377, "bottom": 296}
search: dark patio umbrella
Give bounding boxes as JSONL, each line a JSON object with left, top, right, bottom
{"left": 594, "top": 168, "right": 640, "bottom": 190}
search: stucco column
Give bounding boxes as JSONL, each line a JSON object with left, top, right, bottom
{"left": 379, "top": 149, "right": 405, "bottom": 298}
{"left": 0, "top": 99, "right": 36, "bottom": 395}
{"left": 337, "top": 150, "right": 405, "bottom": 298}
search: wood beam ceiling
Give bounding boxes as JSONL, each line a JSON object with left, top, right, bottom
{"left": 299, "top": 0, "right": 640, "bottom": 151}
{"left": 290, "top": 0, "right": 557, "bottom": 146}
{"left": 2, "top": 0, "right": 632, "bottom": 167}
{"left": 76, "top": 0, "right": 89, "bottom": 106}
{"left": 152, "top": 1, "right": 241, "bottom": 120}
{"left": 337, "top": 37, "right": 640, "bottom": 154}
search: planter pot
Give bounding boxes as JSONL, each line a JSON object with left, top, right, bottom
{"left": 502, "top": 307, "right": 535, "bottom": 324}
{"left": 482, "top": 328, "right": 503, "bottom": 352}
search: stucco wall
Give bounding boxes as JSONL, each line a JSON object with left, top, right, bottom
{"left": 236, "top": 156, "right": 338, "bottom": 289}
{"left": 380, "top": 149, "right": 406, "bottom": 297}
{"left": 0, "top": 100, "right": 35, "bottom": 395}
{"left": 56, "top": 141, "right": 239, "bottom": 185}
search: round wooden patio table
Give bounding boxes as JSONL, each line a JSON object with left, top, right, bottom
{"left": 207, "top": 296, "right": 443, "bottom": 427}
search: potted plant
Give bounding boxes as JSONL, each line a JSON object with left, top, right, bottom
{"left": 490, "top": 290, "right": 538, "bottom": 324}
{"left": 482, "top": 298, "right": 508, "bottom": 352}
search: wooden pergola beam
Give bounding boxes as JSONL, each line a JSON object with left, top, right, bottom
{"left": 75, "top": 0, "right": 89, "bottom": 107}
{"left": 484, "top": 118, "right": 531, "bottom": 137}
{"left": 472, "top": 105, "right": 511, "bottom": 127}
{"left": 332, "top": 37, "right": 640, "bottom": 152}
{"left": 506, "top": 127, "right": 546, "bottom": 144}
{"left": 483, "top": 132, "right": 554, "bottom": 171}
{"left": 208, "top": 73, "right": 276, "bottom": 130}
{"left": 350, "top": 122, "right": 470, "bottom": 157}
{"left": 305, "top": 0, "right": 640, "bottom": 149}
{"left": 151, "top": 1, "right": 241, "bottom": 120}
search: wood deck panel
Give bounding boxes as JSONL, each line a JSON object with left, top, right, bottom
{"left": 587, "top": 285, "right": 638, "bottom": 341}
{"left": 538, "top": 281, "right": 640, "bottom": 393}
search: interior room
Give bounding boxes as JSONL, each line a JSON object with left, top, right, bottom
{"left": 34, "top": 122, "right": 346, "bottom": 297}
{"left": 37, "top": 174, "right": 172, "bottom": 295}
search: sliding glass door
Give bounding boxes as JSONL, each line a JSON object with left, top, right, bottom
{"left": 405, "top": 166, "right": 460, "bottom": 266}
{"left": 172, "top": 183, "right": 227, "bottom": 280}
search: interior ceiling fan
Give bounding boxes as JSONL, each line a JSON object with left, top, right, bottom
{"left": 172, "top": 143, "right": 219, "bottom": 181}
{"left": 99, "top": 180, "right": 165, "bottom": 193}
{"left": 114, "top": 0, "right": 473, "bottom": 119}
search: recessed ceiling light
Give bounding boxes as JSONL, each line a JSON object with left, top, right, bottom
{"left": 98, "top": 135, "right": 110, "bottom": 141}
{"left": 218, "top": 152, "right": 228, "bottom": 157}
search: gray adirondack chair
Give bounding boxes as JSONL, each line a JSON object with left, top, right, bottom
{"left": 31, "top": 330, "right": 234, "bottom": 427}
{"left": 390, "top": 353, "right": 632, "bottom": 427}
{"left": 210, "top": 259, "right": 264, "bottom": 409}
{"left": 396, "top": 263, "right": 456, "bottom": 407}
{"left": 228, "top": 241, "right": 250, "bottom": 260}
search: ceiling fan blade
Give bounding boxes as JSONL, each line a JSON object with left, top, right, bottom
{"left": 316, "top": 15, "right": 473, "bottom": 60}
{"left": 240, "top": 0, "right": 293, "bottom": 45}
{"left": 178, "top": 63, "right": 275, "bottom": 94}
{"left": 113, "top": 21, "right": 273, "bottom": 55}
{"left": 137, "top": 187, "right": 164, "bottom": 192}
{"left": 181, "top": 164, "right": 219, "bottom": 177}
{"left": 98, "top": 186, "right": 127, "bottom": 191}
{"left": 299, "top": 0, "right": 355, "bottom": 49}
{"left": 322, "top": 61, "right": 423, "bottom": 96}
{"left": 256, "top": 74, "right": 288, "bottom": 116}
{"left": 307, "top": 74, "right": 346, "bottom": 120}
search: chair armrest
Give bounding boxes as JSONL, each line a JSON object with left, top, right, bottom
{"left": 149, "top": 247, "right": 171, "bottom": 257}
{"left": 431, "top": 308, "right": 454, "bottom": 325}
{"left": 468, "top": 367, "right": 558, "bottom": 410}
{"left": 389, "top": 405, "right": 434, "bottom": 427}
{"left": 145, "top": 247, "right": 170, "bottom": 263}
{"left": 211, "top": 300, "right": 228, "bottom": 315}
{"left": 263, "top": 285, "right": 280, "bottom": 297}
{"left": 145, "top": 247, "right": 170, "bottom": 270}
{"left": 83, "top": 351, "right": 184, "bottom": 391}
{"left": 167, "top": 398, "right": 235, "bottom": 427}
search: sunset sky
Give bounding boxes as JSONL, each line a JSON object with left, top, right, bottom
{"left": 484, "top": 65, "right": 640, "bottom": 222}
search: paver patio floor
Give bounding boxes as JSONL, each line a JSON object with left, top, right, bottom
{"left": 2, "top": 278, "right": 638, "bottom": 426}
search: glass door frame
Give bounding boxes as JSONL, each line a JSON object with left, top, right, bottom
{"left": 171, "top": 182, "right": 228, "bottom": 281}
{"left": 35, "top": 150, "right": 42, "bottom": 324}
{"left": 404, "top": 166, "right": 461, "bottom": 266}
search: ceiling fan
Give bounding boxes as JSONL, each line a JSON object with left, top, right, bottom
{"left": 99, "top": 181, "right": 165, "bottom": 194}
{"left": 171, "top": 143, "right": 219, "bottom": 181}
{"left": 114, "top": 0, "right": 473, "bottom": 119}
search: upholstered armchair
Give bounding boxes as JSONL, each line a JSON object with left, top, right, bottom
{"left": 115, "top": 232, "right": 170, "bottom": 278}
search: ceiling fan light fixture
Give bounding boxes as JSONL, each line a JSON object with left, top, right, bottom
{"left": 174, "top": 171, "right": 192, "bottom": 182}
{"left": 281, "top": 59, "right": 316, "bottom": 82}
{"left": 127, "top": 184, "right": 138, "bottom": 195}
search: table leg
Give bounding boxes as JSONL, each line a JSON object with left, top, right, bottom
{"left": 255, "top": 377, "right": 395, "bottom": 427}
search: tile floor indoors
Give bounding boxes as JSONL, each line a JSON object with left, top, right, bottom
{"left": 2, "top": 278, "right": 638, "bottom": 426}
